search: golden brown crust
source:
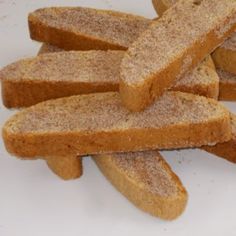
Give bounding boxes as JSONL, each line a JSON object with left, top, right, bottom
{"left": 93, "top": 151, "right": 188, "bottom": 220}
{"left": 152, "top": 0, "right": 169, "bottom": 16}
{"left": 1, "top": 74, "right": 118, "bottom": 108}
{"left": 2, "top": 92, "right": 232, "bottom": 158}
{"left": 203, "top": 114, "right": 236, "bottom": 163}
{"left": 46, "top": 156, "right": 83, "bottom": 180}
{"left": 219, "top": 79, "right": 236, "bottom": 101}
{"left": 217, "top": 69, "right": 236, "bottom": 101}
{"left": 212, "top": 46, "right": 236, "bottom": 74}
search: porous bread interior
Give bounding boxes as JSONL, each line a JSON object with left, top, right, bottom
{"left": 5, "top": 91, "right": 228, "bottom": 133}
{"left": 103, "top": 150, "right": 179, "bottom": 197}
{"left": 121, "top": 0, "right": 236, "bottom": 85}
{"left": 0, "top": 51, "right": 124, "bottom": 83}
{"left": 30, "top": 7, "right": 151, "bottom": 48}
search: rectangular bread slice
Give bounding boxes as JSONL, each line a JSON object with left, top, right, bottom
{"left": 152, "top": 0, "right": 236, "bottom": 74}
{"left": 120, "top": 0, "right": 236, "bottom": 111}
{"left": 0, "top": 50, "right": 219, "bottom": 108}
{"left": 203, "top": 114, "right": 236, "bottom": 163}
{"left": 28, "top": 7, "right": 151, "bottom": 51}
{"left": 2, "top": 91, "right": 231, "bottom": 158}
{"left": 217, "top": 69, "right": 236, "bottom": 101}
{"left": 93, "top": 151, "right": 187, "bottom": 220}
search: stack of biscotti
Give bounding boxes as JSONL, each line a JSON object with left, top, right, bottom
{"left": 1, "top": 0, "right": 236, "bottom": 220}
{"left": 152, "top": 0, "right": 236, "bottom": 101}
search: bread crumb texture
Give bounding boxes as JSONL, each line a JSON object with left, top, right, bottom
{"left": 30, "top": 7, "right": 151, "bottom": 48}
{"left": 6, "top": 92, "right": 227, "bottom": 133}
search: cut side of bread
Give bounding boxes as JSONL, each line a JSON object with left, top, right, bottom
{"left": 28, "top": 7, "right": 151, "bottom": 51}
{"left": 120, "top": 0, "right": 236, "bottom": 111}
{"left": 93, "top": 151, "right": 187, "bottom": 220}
{"left": 0, "top": 50, "right": 219, "bottom": 108}
{"left": 212, "top": 33, "right": 236, "bottom": 74}
{"left": 171, "top": 57, "right": 219, "bottom": 99}
{"left": 218, "top": 69, "right": 236, "bottom": 101}
{"left": 152, "top": 0, "right": 236, "bottom": 74}
{"left": 0, "top": 51, "right": 122, "bottom": 107}
{"left": 203, "top": 114, "right": 236, "bottom": 163}
{"left": 46, "top": 156, "right": 83, "bottom": 180}
{"left": 3, "top": 91, "right": 231, "bottom": 158}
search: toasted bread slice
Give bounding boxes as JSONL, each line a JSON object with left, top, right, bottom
{"left": 46, "top": 156, "right": 83, "bottom": 180}
{"left": 120, "top": 0, "right": 236, "bottom": 111}
{"left": 3, "top": 91, "right": 231, "bottom": 158}
{"left": 93, "top": 151, "right": 187, "bottom": 220}
{"left": 0, "top": 51, "right": 122, "bottom": 108}
{"left": 203, "top": 114, "right": 236, "bottom": 163}
{"left": 212, "top": 34, "right": 236, "bottom": 74}
{"left": 28, "top": 7, "right": 151, "bottom": 51}
{"left": 217, "top": 69, "right": 236, "bottom": 101}
{"left": 0, "top": 50, "right": 219, "bottom": 108}
{"left": 152, "top": 0, "right": 236, "bottom": 74}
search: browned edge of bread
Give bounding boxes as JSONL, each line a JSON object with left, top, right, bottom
{"left": 218, "top": 69, "right": 236, "bottom": 101}
{"left": 152, "top": 0, "right": 169, "bottom": 16}
{"left": 46, "top": 156, "right": 83, "bottom": 180}
{"left": 212, "top": 43, "right": 236, "bottom": 75}
{"left": 203, "top": 114, "right": 236, "bottom": 163}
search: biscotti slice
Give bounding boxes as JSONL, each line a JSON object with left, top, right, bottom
{"left": 212, "top": 34, "right": 236, "bottom": 74}
{"left": 203, "top": 114, "right": 236, "bottom": 163}
{"left": 93, "top": 151, "right": 187, "bottom": 220}
{"left": 0, "top": 51, "right": 123, "bottom": 107}
{"left": 217, "top": 69, "right": 236, "bottom": 101}
{"left": 3, "top": 91, "right": 231, "bottom": 158}
{"left": 46, "top": 156, "right": 83, "bottom": 180}
{"left": 28, "top": 7, "right": 151, "bottom": 51}
{"left": 152, "top": 0, "right": 236, "bottom": 74}
{"left": 0, "top": 51, "right": 219, "bottom": 108}
{"left": 120, "top": 0, "right": 236, "bottom": 111}
{"left": 171, "top": 57, "right": 219, "bottom": 99}
{"left": 38, "top": 44, "right": 219, "bottom": 99}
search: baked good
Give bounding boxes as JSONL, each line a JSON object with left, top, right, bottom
{"left": 28, "top": 7, "right": 151, "bottom": 50}
{"left": 46, "top": 155, "right": 83, "bottom": 180}
{"left": 0, "top": 51, "right": 219, "bottom": 108}
{"left": 120, "top": 0, "right": 236, "bottom": 111}
{"left": 3, "top": 91, "right": 231, "bottom": 158}
{"left": 152, "top": 0, "right": 236, "bottom": 75}
{"left": 93, "top": 150, "right": 187, "bottom": 219}
{"left": 203, "top": 114, "right": 236, "bottom": 163}
{"left": 212, "top": 34, "right": 236, "bottom": 74}
{"left": 217, "top": 69, "right": 236, "bottom": 101}
{"left": 0, "top": 51, "right": 122, "bottom": 107}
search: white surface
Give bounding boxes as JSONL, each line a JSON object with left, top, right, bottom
{"left": 0, "top": 1, "right": 236, "bottom": 235}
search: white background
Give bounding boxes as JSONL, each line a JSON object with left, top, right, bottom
{"left": 0, "top": 1, "right": 236, "bottom": 236}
